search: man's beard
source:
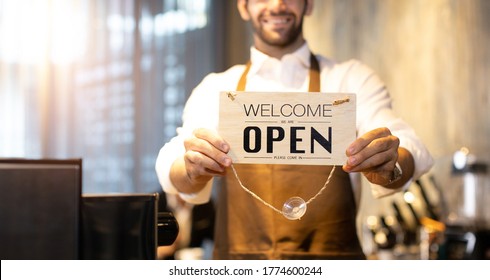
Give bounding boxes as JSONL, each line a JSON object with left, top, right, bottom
{"left": 252, "top": 13, "right": 304, "bottom": 48}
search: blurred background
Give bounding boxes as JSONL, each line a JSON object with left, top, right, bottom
{"left": 1, "top": 0, "right": 489, "bottom": 259}
{"left": 0, "top": 0, "right": 226, "bottom": 194}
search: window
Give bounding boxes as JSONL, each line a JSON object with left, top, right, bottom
{"left": 0, "top": 0, "right": 217, "bottom": 193}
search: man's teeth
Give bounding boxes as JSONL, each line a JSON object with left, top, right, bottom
{"left": 265, "top": 18, "right": 289, "bottom": 24}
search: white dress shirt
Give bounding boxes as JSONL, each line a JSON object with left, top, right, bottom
{"left": 155, "top": 43, "right": 434, "bottom": 206}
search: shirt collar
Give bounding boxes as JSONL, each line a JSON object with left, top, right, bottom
{"left": 248, "top": 42, "right": 311, "bottom": 76}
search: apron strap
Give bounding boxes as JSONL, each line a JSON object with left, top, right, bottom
{"left": 236, "top": 53, "right": 320, "bottom": 92}
{"left": 236, "top": 61, "right": 251, "bottom": 92}
{"left": 308, "top": 53, "right": 320, "bottom": 92}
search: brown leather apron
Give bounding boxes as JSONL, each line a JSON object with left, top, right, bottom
{"left": 213, "top": 54, "right": 365, "bottom": 259}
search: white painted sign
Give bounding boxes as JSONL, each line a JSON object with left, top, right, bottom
{"left": 219, "top": 91, "right": 356, "bottom": 165}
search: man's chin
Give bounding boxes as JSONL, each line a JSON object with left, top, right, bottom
{"left": 261, "top": 36, "right": 296, "bottom": 48}
{"left": 260, "top": 32, "right": 291, "bottom": 45}
{"left": 255, "top": 26, "right": 302, "bottom": 48}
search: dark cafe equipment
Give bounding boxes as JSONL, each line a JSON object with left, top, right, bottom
{"left": 363, "top": 147, "right": 489, "bottom": 260}
{"left": 0, "top": 158, "right": 179, "bottom": 260}
{"left": 439, "top": 148, "right": 490, "bottom": 259}
{"left": 81, "top": 193, "right": 179, "bottom": 259}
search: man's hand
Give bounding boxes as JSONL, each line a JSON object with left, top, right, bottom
{"left": 170, "top": 128, "right": 232, "bottom": 194}
{"left": 342, "top": 127, "right": 414, "bottom": 188}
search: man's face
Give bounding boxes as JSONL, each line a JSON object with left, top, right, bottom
{"left": 242, "top": 0, "right": 310, "bottom": 48}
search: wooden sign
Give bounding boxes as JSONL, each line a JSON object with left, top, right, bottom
{"left": 219, "top": 91, "right": 356, "bottom": 165}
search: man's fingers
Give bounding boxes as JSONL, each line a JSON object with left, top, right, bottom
{"left": 346, "top": 127, "right": 392, "bottom": 156}
{"left": 184, "top": 133, "right": 231, "bottom": 167}
{"left": 184, "top": 150, "right": 226, "bottom": 177}
{"left": 347, "top": 136, "right": 398, "bottom": 166}
{"left": 182, "top": 128, "right": 232, "bottom": 183}
{"left": 344, "top": 148, "right": 397, "bottom": 172}
{"left": 193, "top": 128, "right": 230, "bottom": 153}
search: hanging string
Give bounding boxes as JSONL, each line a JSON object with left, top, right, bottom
{"left": 230, "top": 164, "right": 337, "bottom": 219}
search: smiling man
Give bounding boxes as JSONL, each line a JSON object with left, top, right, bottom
{"left": 155, "top": 0, "right": 433, "bottom": 259}
{"left": 239, "top": 0, "right": 309, "bottom": 56}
